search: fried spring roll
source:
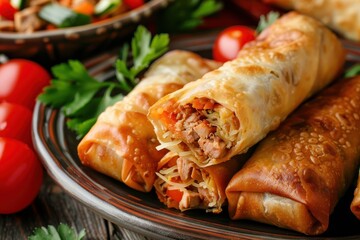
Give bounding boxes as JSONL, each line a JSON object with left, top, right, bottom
{"left": 263, "top": 0, "right": 360, "bottom": 41}
{"left": 77, "top": 50, "right": 221, "bottom": 192}
{"left": 148, "top": 12, "right": 345, "bottom": 167}
{"left": 351, "top": 169, "right": 360, "bottom": 219}
{"left": 226, "top": 75, "right": 360, "bottom": 235}
{"left": 154, "top": 152, "right": 246, "bottom": 213}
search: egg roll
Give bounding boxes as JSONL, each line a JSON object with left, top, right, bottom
{"left": 148, "top": 12, "right": 345, "bottom": 168}
{"left": 154, "top": 152, "right": 245, "bottom": 213}
{"left": 77, "top": 50, "right": 221, "bottom": 192}
{"left": 351, "top": 169, "right": 360, "bottom": 219}
{"left": 226, "top": 75, "right": 360, "bottom": 235}
{"left": 263, "top": 0, "right": 360, "bottom": 41}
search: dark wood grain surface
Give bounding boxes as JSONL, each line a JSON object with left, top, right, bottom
{"left": 0, "top": 173, "right": 149, "bottom": 240}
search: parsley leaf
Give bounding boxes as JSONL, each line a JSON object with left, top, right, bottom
{"left": 38, "top": 25, "right": 169, "bottom": 139}
{"left": 38, "top": 60, "right": 115, "bottom": 114}
{"left": 38, "top": 60, "right": 119, "bottom": 139}
{"left": 115, "top": 25, "right": 169, "bottom": 87}
{"left": 345, "top": 64, "right": 360, "bottom": 78}
{"left": 256, "top": 11, "right": 280, "bottom": 34}
{"left": 28, "top": 223, "right": 86, "bottom": 240}
{"left": 156, "top": 0, "right": 223, "bottom": 33}
{"left": 66, "top": 86, "right": 123, "bottom": 138}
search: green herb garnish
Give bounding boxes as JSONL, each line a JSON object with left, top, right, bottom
{"left": 28, "top": 223, "right": 86, "bottom": 240}
{"left": 38, "top": 25, "right": 169, "bottom": 139}
{"left": 256, "top": 11, "right": 280, "bottom": 34}
{"left": 115, "top": 25, "right": 170, "bottom": 90}
{"left": 157, "top": 0, "right": 223, "bottom": 33}
{"left": 345, "top": 64, "right": 360, "bottom": 78}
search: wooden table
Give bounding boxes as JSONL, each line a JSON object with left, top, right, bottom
{"left": 0, "top": 173, "right": 149, "bottom": 240}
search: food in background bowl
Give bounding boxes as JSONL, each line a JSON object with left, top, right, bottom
{"left": 0, "top": 0, "right": 170, "bottom": 62}
{"left": 0, "top": 0, "right": 136, "bottom": 33}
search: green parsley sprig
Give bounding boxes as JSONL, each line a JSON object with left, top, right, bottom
{"left": 345, "top": 64, "right": 360, "bottom": 78}
{"left": 115, "top": 25, "right": 170, "bottom": 90}
{"left": 28, "top": 223, "right": 86, "bottom": 240}
{"left": 256, "top": 11, "right": 280, "bottom": 34}
{"left": 156, "top": 0, "right": 223, "bottom": 33}
{"left": 38, "top": 25, "right": 169, "bottom": 139}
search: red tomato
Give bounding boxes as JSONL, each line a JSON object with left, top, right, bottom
{"left": 0, "top": 59, "right": 51, "bottom": 110}
{"left": 0, "top": 101, "right": 33, "bottom": 147}
{"left": 166, "top": 188, "right": 183, "bottom": 203}
{"left": 0, "top": 137, "right": 43, "bottom": 214}
{"left": 213, "top": 26, "right": 256, "bottom": 62}
{"left": 124, "top": 0, "right": 144, "bottom": 9}
{"left": 0, "top": 0, "right": 17, "bottom": 20}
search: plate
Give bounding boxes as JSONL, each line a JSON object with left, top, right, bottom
{"left": 32, "top": 32, "right": 360, "bottom": 239}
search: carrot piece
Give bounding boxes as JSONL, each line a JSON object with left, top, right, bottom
{"left": 166, "top": 188, "right": 183, "bottom": 203}
{"left": 72, "top": 1, "right": 95, "bottom": 15}
{"left": 192, "top": 97, "right": 215, "bottom": 110}
{"left": 46, "top": 24, "right": 57, "bottom": 30}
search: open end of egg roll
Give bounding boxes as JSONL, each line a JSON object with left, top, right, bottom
{"left": 155, "top": 98, "right": 240, "bottom": 164}
{"left": 77, "top": 50, "right": 222, "bottom": 192}
{"left": 154, "top": 152, "right": 243, "bottom": 213}
{"left": 149, "top": 12, "right": 345, "bottom": 168}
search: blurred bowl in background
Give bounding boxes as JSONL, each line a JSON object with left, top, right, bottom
{"left": 0, "top": 0, "right": 171, "bottom": 64}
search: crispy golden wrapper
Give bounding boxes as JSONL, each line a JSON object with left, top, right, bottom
{"left": 148, "top": 12, "right": 345, "bottom": 167}
{"left": 264, "top": 0, "right": 360, "bottom": 41}
{"left": 226, "top": 76, "right": 360, "bottom": 235}
{"left": 77, "top": 50, "right": 221, "bottom": 192}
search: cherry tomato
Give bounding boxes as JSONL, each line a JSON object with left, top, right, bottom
{"left": 166, "top": 188, "right": 183, "bottom": 203}
{"left": 213, "top": 25, "right": 256, "bottom": 62}
{"left": 0, "top": 101, "right": 33, "bottom": 147}
{"left": 0, "top": 0, "right": 17, "bottom": 20}
{"left": 0, "top": 137, "right": 43, "bottom": 214}
{"left": 0, "top": 59, "right": 51, "bottom": 110}
{"left": 124, "top": 0, "right": 144, "bottom": 9}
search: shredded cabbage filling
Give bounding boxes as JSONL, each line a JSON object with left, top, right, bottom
{"left": 154, "top": 157, "right": 221, "bottom": 213}
{"left": 163, "top": 97, "right": 239, "bottom": 163}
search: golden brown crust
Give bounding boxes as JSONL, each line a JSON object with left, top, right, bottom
{"left": 229, "top": 192, "right": 321, "bottom": 234}
{"left": 77, "top": 50, "right": 221, "bottom": 192}
{"left": 149, "top": 12, "right": 345, "bottom": 167}
{"left": 78, "top": 110, "right": 166, "bottom": 192}
{"left": 264, "top": 0, "right": 360, "bottom": 41}
{"left": 226, "top": 76, "right": 360, "bottom": 235}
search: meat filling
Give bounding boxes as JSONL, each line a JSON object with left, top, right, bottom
{"left": 173, "top": 97, "right": 236, "bottom": 160}
{"left": 176, "top": 157, "right": 219, "bottom": 212}
{"left": 155, "top": 156, "right": 221, "bottom": 213}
